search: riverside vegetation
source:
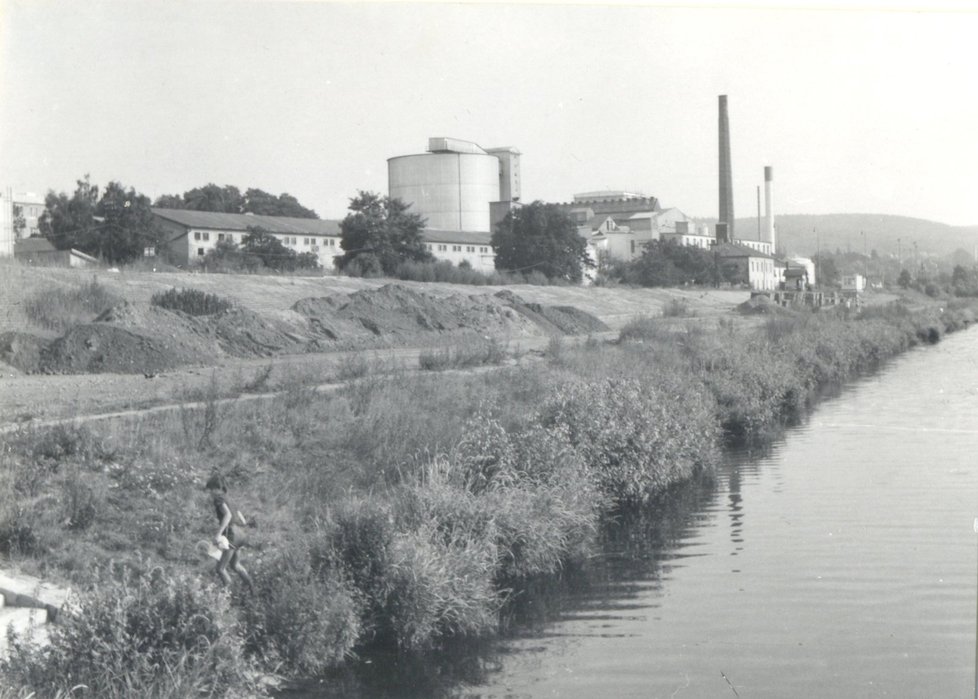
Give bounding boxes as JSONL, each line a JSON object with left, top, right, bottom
{"left": 1, "top": 298, "right": 975, "bottom": 697}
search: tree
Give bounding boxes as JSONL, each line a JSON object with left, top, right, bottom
{"left": 491, "top": 201, "right": 592, "bottom": 283}
{"left": 337, "top": 191, "right": 431, "bottom": 274}
{"left": 41, "top": 176, "right": 166, "bottom": 263}
{"left": 94, "top": 181, "right": 168, "bottom": 263}
{"left": 40, "top": 175, "right": 99, "bottom": 251}
{"left": 12, "top": 205, "right": 26, "bottom": 237}
{"left": 897, "top": 269, "right": 912, "bottom": 289}
{"left": 153, "top": 185, "right": 318, "bottom": 218}
{"left": 622, "top": 240, "right": 715, "bottom": 287}
{"left": 241, "top": 226, "right": 319, "bottom": 272}
{"left": 243, "top": 188, "right": 318, "bottom": 218}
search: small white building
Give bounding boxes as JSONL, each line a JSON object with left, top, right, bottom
{"left": 841, "top": 272, "right": 867, "bottom": 293}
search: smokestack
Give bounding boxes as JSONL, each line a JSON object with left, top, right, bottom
{"left": 764, "top": 166, "right": 775, "bottom": 252}
{"left": 718, "top": 95, "right": 735, "bottom": 239}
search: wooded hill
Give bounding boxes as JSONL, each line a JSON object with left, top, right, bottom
{"left": 693, "top": 213, "right": 978, "bottom": 260}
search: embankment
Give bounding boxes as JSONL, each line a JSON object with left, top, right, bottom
{"left": 1, "top": 298, "right": 974, "bottom": 697}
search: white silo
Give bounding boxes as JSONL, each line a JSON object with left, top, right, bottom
{"left": 388, "top": 138, "right": 502, "bottom": 232}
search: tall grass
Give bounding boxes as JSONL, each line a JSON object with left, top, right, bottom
{"left": 22, "top": 278, "right": 120, "bottom": 333}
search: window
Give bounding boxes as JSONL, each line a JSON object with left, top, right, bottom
{"left": 452, "top": 245, "right": 461, "bottom": 252}
{"left": 202, "top": 232, "right": 210, "bottom": 241}
{"left": 194, "top": 231, "right": 201, "bottom": 241}
{"left": 218, "top": 233, "right": 225, "bottom": 241}
{"left": 466, "top": 246, "right": 475, "bottom": 253}
{"left": 329, "top": 239, "right": 336, "bottom": 247}
{"left": 438, "top": 244, "right": 447, "bottom": 252}
{"left": 630, "top": 241, "right": 635, "bottom": 254}
{"left": 197, "top": 247, "right": 205, "bottom": 256}
{"left": 480, "top": 247, "right": 488, "bottom": 253}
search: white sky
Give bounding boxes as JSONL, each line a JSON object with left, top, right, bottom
{"left": 2, "top": 1, "right": 977, "bottom": 225}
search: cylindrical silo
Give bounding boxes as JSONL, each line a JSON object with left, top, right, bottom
{"left": 388, "top": 151, "right": 500, "bottom": 231}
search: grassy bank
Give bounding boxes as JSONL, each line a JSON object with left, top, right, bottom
{"left": 1, "top": 299, "right": 974, "bottom": 697}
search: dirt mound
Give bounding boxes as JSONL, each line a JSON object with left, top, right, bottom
{"left": 491, "top": 290, "right": 610, "bottom": 335}
{"left": 0, "top": 332, "right": 51, "bottom": 373}
{"left": 294, "top": 284, "right": 541, "bottom": 343}
{"left": 37, "top": 300, "right": 311, "bottom": 375}
{"left": 41, "top": 324, "right": 205, "bottom": 374}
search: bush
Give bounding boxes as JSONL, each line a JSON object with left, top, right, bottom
{"left": 151, "top": 287, "right": 234, "bottom": 316}
{"left": 540, "top": 377, "right": 719, "bottom": 504}
{"left": 23, "top": 279, "right": 120, "bottom": 333}
{"left": 418, "top": 335, "right": 506, "bottom": 371}
{"left": 0, "top": 566, "right": 261, "bottom": 698}
{"left": 235, "top": 543, "right": 361, "bottom": 675}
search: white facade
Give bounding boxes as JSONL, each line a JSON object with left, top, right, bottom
{"left": 420, "top": 230, "right": 495, "bottom": 273}
{"left": 13, "top": 192, "right": 45, "bottom": 238}
{"left": 0, "top": 188, "right": 13, "bottom": 257}
{"left": 841, "top": 273, "right": 867, "bottom": 293}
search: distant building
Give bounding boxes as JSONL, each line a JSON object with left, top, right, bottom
{"left": 715, "top": 242, "right": 779, "bottom": 291}
{"left": 153, "top": 208, "right": 343, "bottom": 268}
{"left": 12, "top": 192, "right": 45, "bottom": 239}
{"left": 841, "top": 272, "right": 867, "bottom": 294}
{"left": 14, "top": 237, "right": 97, "bottom": 268}
{"left": 153, "top": 208, "right": 495, "bottom": 273}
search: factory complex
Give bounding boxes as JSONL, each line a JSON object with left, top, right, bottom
{"left": 2, "top": 95, "right": 815, "bottom": 291}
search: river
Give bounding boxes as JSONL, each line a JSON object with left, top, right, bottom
{"left": 309, "top": 326, "right": 978, "bottom": 698}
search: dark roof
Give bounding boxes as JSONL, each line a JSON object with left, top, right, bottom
{"left": 14, "top": 237, "right": 57, "bottom": 253}
{"left": 421, "top": 229, "right": 493, "bottom": 245}
{"left": 715, "top": 242, "right": 776, "bottom": 259}
{"left": 152, "top": 208, "right": 341, "bottom": 236}
{"left": 784, "top": 267, "right": 808, "bottom": 278}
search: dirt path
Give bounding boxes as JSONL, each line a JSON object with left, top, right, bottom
{"left": 0, "top": 333, "right": 595, "bottom": 432}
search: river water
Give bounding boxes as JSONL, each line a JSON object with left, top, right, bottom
{"left": 312, "top": 327, "right": 978, "bottom": 698}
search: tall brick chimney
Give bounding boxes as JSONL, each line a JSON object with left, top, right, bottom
{"left": 718, "top": 95, "right": 735, "bottom": 240}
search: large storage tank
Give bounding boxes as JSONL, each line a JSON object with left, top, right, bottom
{"left": 388, "top": 141, "right": 501, "bottom": 232}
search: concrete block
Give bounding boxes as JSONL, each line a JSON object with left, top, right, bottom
{"left": 0, "top": 571, "right": 70, "bottom": 622}
{"left": 0, "top": 607, "right": 48, "bottom": 657}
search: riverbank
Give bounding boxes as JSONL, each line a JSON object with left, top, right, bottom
{"left": 1, "top": 297, "right": 974, "bottom": 697}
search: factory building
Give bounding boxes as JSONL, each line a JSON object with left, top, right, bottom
{"left": 388, "top": 137, "right": 520, "bottom": 233}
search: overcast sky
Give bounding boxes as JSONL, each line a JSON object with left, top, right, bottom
{"left": 2, "top": 1, "right": 977, "bottom": 225}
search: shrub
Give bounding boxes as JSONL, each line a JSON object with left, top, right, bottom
{"left": 23, "top": 279, "right": 120, "bottom": 333}
{"left": 151, "top": 287, "right": 234, "bottom": 316}
{"left": 418, "top": 335, "right": 506, "bottom": 371}
{"left": 0, "top": 565, "right": 261, "bottom": 698}
{"left": 235, "top": 544, "right": 361, "bottom": 675}
{"left": 540, "top": 377, "right": 719, "bottom": 504}
{"left": 662, "top": 298, "right": 692, "bottom": 317}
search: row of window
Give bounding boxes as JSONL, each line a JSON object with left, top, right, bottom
{"left": 192, "top": 231, "right": 338, "bottom": 248}
{"left": 423, "top": 243, "right": 490, "bottom": 253}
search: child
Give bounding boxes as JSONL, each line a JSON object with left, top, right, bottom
{"left": 204, "top": 474, "right": 254, "bottom": 590}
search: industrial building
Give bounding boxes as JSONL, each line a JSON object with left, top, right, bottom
{"left": 388, "top": 137, "right": 521, "bottom": 234}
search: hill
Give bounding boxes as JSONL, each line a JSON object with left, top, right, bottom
{"left": 694, "top": 213, "right": 978, "bottom": 260}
